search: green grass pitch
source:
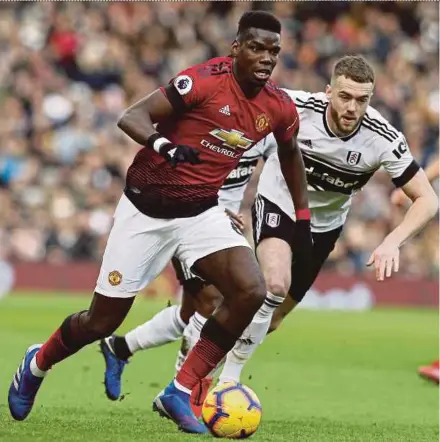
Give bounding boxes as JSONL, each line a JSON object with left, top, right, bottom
{"left": 0, "top": 294, "right": 438, "bottom": 441}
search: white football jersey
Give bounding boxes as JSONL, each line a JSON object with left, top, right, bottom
{"left": 218, "top": 139, "right": 276, "bottom": 213}
{"left": 258, "top": 90, "right": 420, "bottom": 232}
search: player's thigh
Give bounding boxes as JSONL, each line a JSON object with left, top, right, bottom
{"left": 177, "top": 206, "right": 265, "bottom": 306}
{"left": 96, "top": 194, "right": 177, "bottom": 298}
{"left": 253, "top": 194, "right": 293, "bottom": 296}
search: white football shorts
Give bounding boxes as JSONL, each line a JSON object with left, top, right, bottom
{"left": 95, "top": 194, "right": 250, "bottom": 298}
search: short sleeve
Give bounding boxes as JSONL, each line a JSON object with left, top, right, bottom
{"left": 160, "top": 66, "right": 208, "bottom": 113}
{"left": 260, "top": 134, "right": 278, "bottom": 159}
{"left": 379, "top": 134, "right": 420, "bottom": 187}
{"left": 283, "top": 89, "right": 314, "bottom": 115}
{"left": 273, "top": 94, "right": 299, "bottom": 143}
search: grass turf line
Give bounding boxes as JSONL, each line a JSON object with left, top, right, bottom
{"left": 0, "top": 294, "right": 437, "bottom": 441}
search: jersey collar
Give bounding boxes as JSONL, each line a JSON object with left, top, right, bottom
{"left": 323, "top": 105, "right": 362, "bottom": 142}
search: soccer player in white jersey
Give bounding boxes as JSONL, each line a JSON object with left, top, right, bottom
{"left": 217, "top": 54, "right": 438, "bottom": 385}
{"left": 99, "top": 139, "right": 275, "bottom": 410}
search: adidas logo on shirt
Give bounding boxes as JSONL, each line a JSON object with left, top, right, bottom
{"left": 301, "top": 139, "right": 313, "bottom": 149}
{"left": 219, "top": 105, "right": 231, "bottom": 116}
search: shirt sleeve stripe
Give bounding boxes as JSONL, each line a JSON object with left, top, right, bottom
{"left": 392, "top": 160, "right": 420, "bottom": 188}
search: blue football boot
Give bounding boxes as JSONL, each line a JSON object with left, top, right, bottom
{"left": 8, "top": 344, "right": 44, "bottom": 421}
{"left": 153, "top": 380, "right": 208, "bottom": 434}
{"left": 100, "top": 336, "right": 128, "bottom": 401}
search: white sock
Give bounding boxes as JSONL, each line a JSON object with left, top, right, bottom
{"left": 125, "top": 305, "right": 186, "bottom": 354}
{"left": 219, "top": 292, "right": 284, "bottom": 384}
{"left": 174, "top": 379, "right": 191, "bottom": 395}
{"left": 30, "top": 355, "right": 47, "bottom": 378}
{"left": 174, "top": 312, "right": 207, "bottom": 372}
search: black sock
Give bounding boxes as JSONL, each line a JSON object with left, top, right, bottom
{"left": 111, "top": 336, "right": 132, "bottom": 361}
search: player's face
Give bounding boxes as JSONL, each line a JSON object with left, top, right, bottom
{"left": 231, "top": 28, "right": 281, "bottom": 87}
{"left": 326, "top": 76, "right": 374, "bottom": 136}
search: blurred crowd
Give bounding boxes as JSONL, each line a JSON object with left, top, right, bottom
{"left": 0, "top": 2, "right": 438, "bottom": 278}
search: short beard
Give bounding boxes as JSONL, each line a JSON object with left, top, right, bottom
{"left": 329, "top": 106, "right": 359, "bottom": 136}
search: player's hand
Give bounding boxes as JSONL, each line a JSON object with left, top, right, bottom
{"left": 366, "top": 240, "right": 400, "bottom": 281}
{"left": 160, "top": 143, "right": 201, "bottom": 168}
{"left": 225, "top": 208, "right": 245, "bottom": 232}
{"left": 292, "top": 219, "right": 313, "bottom": 274}
{"left": 391, "top": 188, "right": 411, "bottom": 208}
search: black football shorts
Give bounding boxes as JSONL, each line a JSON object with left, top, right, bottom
{"left": 252, "top": 194, "right": 342, "bottom": 302}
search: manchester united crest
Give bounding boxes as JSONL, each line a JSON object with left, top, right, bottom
{"left": 108, "top": 270, "right": 122, "bottom": 286}
{"left": 255, "top": 114, "right": 270, "bottom": 132}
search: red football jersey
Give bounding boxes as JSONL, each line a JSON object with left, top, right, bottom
{"left": 125, "top": 56, "right": 299, "bottom": 218}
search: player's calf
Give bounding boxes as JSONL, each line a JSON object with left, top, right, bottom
{"left": 216, "top": 238, "right": 291, "bottom": 384}
{"left": 268, "top": 294, "right": 298, "bottom": 334}
{"left": 8, "top": 293, "right": 133, "bottom": 420}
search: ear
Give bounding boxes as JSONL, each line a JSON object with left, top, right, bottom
{"left": 325, "top": 84, "right": 332, "bottom": 100}
{"left": 230, "top": 40, "right": 240, "bottom": 58}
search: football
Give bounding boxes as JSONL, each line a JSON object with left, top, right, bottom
{"left": 201, "top": 382, "right": 262, "bottom": 439}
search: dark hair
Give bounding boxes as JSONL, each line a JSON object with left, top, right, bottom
{"left": 332, "top": 55, "right": 375, "bottom": 84}
{"left": 237, "top": 11, "right": 281, "bottom": 39}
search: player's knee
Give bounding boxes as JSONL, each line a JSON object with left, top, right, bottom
{"left": 235, "top": 276, "right": 266, "bottom": 312}
{"left": 196, "top": 298, "right": 218, "bottom": 318}
{"left": 264, "top": 276, "right": 289, "bottom": 299}
{"left": 183, "top": 279, "right": 206, "bottom": 297}
{"left": 199, "top": 291, "right": 222, "bottom": 316}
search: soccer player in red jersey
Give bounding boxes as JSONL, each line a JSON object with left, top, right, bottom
{"left": 8, "top": 11, "right": 313, "bottom": 432}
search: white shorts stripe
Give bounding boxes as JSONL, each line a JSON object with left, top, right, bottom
{"left": 255, "top": 194, "right": 265, "bottom": 243}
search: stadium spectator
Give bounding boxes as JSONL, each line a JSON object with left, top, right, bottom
{"left": 0, "top": 2, "right": 438, "bottom": 278}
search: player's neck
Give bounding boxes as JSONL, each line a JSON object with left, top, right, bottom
{"left": 232, "top": 62, "right": 262, "bottom": 98}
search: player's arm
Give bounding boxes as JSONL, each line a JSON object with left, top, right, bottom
{"left": 389, "top": 169, "right": 438, "bottom": 244}
{"left": 276, "top": 130, "right": 309, "bottom": 215}
{"left": 117, "top": 75, "right": 201, "bottom": 167}
{"left": 273, "top": 99, "right": 313, "bottom": 269}
{"left": 391, "top": 156, "right": 439, "bottom": 206}
{"left": 367, "top": 140, "right": 439, "bottom": 281}
{"left": 273, "top": 92, "right": 310, "bottom": 215}
{"left": 117, "top": 89, "right": 173, "bottom": 146}
{"left": 237, "top": 159, "right": 265, "bottom": 245}
{"left": 424, "top": 157, "right": 439, "bottom": 183}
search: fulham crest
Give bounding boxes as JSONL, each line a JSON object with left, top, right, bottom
{"left": 346, "top": 151, "right": 361, "bottom": 166}
{"left": 265, "top": 213, "right": 280, "bottom": 228}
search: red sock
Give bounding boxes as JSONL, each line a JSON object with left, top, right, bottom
{"left": 36, "top": 328, "right": 71, "bottom": 371}
{"left": 176, "top": 337, "right": 226, "bottom": 390}
{"left": 176, "top": 318, "right": 237, "bottom": 391}
{"left": 35, "top": 311, "right": 88, "bottom": 371}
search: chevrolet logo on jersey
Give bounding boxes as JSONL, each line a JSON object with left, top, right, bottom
{"left": 210, "top": 129, "right": 254, "bottom": 150}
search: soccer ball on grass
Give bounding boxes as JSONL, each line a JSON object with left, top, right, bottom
{"left": 201, "top": 382, "right": 262, "bottom": 439}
